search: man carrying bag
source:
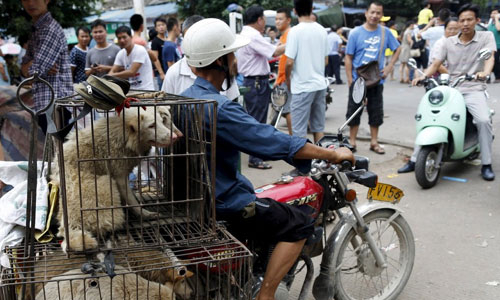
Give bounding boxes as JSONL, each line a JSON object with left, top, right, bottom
{"left": 344, "top": 1, "right": 400, "bottom": 155}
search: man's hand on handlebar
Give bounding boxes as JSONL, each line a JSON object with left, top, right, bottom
{"left": 475, "top": 72, "right": 489, "bottom": 81}
{"left": 411, "top": 76, "right": 425, "bottom": 86}
{"left": 329, "top": 147, "right": 355, "bottom": 166}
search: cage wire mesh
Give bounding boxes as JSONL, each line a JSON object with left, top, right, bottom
{"left": 0, "top": 226, "right": 253, "bottom": 299}
{"left": 0, "top": 93, "right": 253, "bottom": 299}
{"left": 52, "top": 94, "right": 220, "bottom": 252}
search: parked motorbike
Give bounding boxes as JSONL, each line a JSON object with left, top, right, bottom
{"left": 408, "top": 48, "right": 494, "bottom": 189}
{"left": 195, "top": 78, "right": 415, "bottom": 300}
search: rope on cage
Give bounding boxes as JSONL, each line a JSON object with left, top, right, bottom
{"left": 115, "top": 97, "right": 146, "bottom": 116}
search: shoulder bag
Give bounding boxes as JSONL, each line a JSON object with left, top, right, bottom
{"left": 356, "top": 26, "right": 386, "bottom": 88}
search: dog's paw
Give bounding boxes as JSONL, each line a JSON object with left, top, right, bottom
{"left": 132, "top": 207, "right": 163, "bottom": 219}
{"left": 62, "top": 230, "right": 99, "bottom": 252}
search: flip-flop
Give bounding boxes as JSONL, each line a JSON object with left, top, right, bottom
{"left": 351, "top": 145, "right": 357, "bottom": 153}
{"left": 248, "top": 161, "right": 272, "bottom": 169}
{"left": 370, "top": 144, "right": 385, "bottom": 155}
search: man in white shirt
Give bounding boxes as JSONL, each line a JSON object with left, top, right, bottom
{"left": 162, "top": 15, "right": 239, "bottom": 100}
{"left": 285, "top": 0, "right": 329, "bottom": 143}
{"left": 326, "top": 24, "right": 343, "bottom": 84}
{"left": 109, "top": 26, "right": 154, "bottom": 91}
{"left": 236, "top": 5, "right": 285, "bottom": 169}
{"left": 418, "top": 8, "right": 451, "bottom": 67}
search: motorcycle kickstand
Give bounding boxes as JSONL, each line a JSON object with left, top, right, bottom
{"left": 348, "top": 201, "right": 387, "bottom": 269}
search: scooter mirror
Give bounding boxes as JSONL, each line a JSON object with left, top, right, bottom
{"left": 352, "top": 77, "right": 366, "bottom": 105}
{"left": 478, "top": 48, "right": 492, "bottom": 61}
{"left": 408, "top": 58, "right": 417, "bottom": 70}
{"left": 271, "top": 86, "right": 288, "bottom": 108}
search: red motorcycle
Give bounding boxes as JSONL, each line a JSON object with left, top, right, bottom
{"left": 192, "top": 78, "right": 415, "bottom": 300}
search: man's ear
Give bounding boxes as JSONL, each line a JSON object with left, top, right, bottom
{"left": 215, "top": 56, "right": 224, "bottom": 66}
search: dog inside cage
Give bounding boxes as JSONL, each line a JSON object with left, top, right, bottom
{"left": 0, "top": 227, "right": 252, "bottom": 300}
{"left": 51, "top": 98, "right": 219, "bottom": 253}
{"left": 0, "top": 93, "right": 253, "bottom": 300}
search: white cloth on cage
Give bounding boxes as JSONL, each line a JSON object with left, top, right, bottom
{"left": 0, "top": 161, "right": 49, "bottom": 268}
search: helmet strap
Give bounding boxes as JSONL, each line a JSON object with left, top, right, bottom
{"left": 202, "top": 55, "right": 232, "bottom": 91}
{"left": 222, "top": 55, "right": 232, "bottom": 91}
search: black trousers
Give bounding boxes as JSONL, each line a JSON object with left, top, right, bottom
{"left": 493, "top": 50, "right": 500, "bottom": 80}
{"left": 326, "top": 54, "right": 342, "bottom": 83}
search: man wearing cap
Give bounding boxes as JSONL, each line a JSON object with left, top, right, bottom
{"left": 180, "top": 18, "right": 354, "bottom": 300}
{"left": 109, "top": 26, "right": 155, "bottom": 91}
{"left": 236, "top": 5, "right": 286, "bottom": 170}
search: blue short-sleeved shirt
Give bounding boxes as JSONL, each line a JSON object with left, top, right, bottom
{"left": 69, "top": 46, "right": 87, "bottom": 83}
{"left": 181, "top": 77, "right": 311, "bottom": 214}
{"left": 346, "top": 25, "right": 400, "bottom": 84}
{"left": 161, "top": 41, "right": 180, "bottom": 73}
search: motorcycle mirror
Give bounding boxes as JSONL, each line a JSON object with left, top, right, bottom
{"left": 352, "top": 77, "right": 366, "bottom": 105}
{"left": 478, "top": 48, "right": 492, "bottom": 61}
{"left": 337, "top": 77, "right": 366, "bottom": 134}
{"left": 408, "top": 58, "right": 417, "bottom": 70}
{"left": 270, "top": 86, "right": 288, "bottom": 108}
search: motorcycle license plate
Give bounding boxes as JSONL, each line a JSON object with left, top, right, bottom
{"left": 367, "top": 183, "right": 404, "bottom": 203}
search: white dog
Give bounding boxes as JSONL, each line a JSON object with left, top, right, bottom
{"left": 35, "top": 265, "right": 175, "bottom": 300}
{"left": 52, "top": 106, "right": 182, "bottom": 252}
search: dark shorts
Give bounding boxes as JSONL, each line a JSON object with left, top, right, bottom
{"left": 219, "top": 197, "right": 315, "bottom": 244}
{"left": 346, "top": 83, "right": 384, "bottom": 127}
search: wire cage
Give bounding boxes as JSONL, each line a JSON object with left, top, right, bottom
{"left": 0, "top": 225, "right": 253, "bottom": 300}
{"left": 49, "top": 93, "right": 220, "bottom": 253}
{"left": 0, "top": 92, "right": 254, "bottom": 299}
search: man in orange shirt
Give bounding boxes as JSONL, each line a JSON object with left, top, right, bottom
{"left": 275, "top": 7, "right": 293, "bottom": 135}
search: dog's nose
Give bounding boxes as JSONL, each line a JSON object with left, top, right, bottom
{"left": 171, "top": 132, "right": 178, "bottom": 142}
{"left": 174, "top": 129, "right": 183, "bottom": 138}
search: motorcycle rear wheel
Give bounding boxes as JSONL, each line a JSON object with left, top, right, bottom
{"left": 415, "top": 146, "right": 440, "bottom": 189}
{"left": 334, "top": 209, "right": 415, "bottom": 300}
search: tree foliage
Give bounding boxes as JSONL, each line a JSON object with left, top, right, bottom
{"left": 0, "top": 0, "right": 99, "bottom": 39}
{"left": 176, "top": 0, "right": 293, "bottom": 20}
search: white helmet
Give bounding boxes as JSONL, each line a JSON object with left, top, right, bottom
{"left": 182, "top": 18, "right": 250, "bottom": 68}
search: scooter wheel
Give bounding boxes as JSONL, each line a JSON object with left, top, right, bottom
{"left": 415, "top": 146, "right": 441, "bottom": 189}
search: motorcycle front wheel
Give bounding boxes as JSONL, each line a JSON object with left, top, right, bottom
{"left": 415, "top": 146, "right": 441, "bottom": 189}
{"left": 334, "top": 209, "right": 415, "bottom": 300}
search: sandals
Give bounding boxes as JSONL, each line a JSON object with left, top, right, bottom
{"left": 248, "top": 161, "right": 272, "bottom": 169}
{"left": 370, "top": 144, "right": 385, "bottom": 155}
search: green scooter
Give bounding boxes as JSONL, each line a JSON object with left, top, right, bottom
{"left": 408, "top": 49, "right": 493, "bottom": 188}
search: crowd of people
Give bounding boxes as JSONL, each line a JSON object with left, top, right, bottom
{"left": 2, "top": 0, "right": 496, "bottom": 176}
{"left": 2, "top": 0, "right": 496, "bottom": 173}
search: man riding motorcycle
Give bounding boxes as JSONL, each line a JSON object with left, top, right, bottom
{"left": 398, "top": 3, "right": 496, "bottom": 181}
{"left": 179, "top": 18, "right": 354, "bottom": 300}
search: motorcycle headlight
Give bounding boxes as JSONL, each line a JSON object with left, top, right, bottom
{"left": 428, "top": 90, "right": 444, "bottom": 105}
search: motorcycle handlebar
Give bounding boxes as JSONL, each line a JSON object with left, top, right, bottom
{"left": 340, "top": 160, "right": 353, "bottom": 171}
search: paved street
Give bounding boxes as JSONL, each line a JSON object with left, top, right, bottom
{"left": 241, "top": 77, "right": 500, "bottom": 299}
